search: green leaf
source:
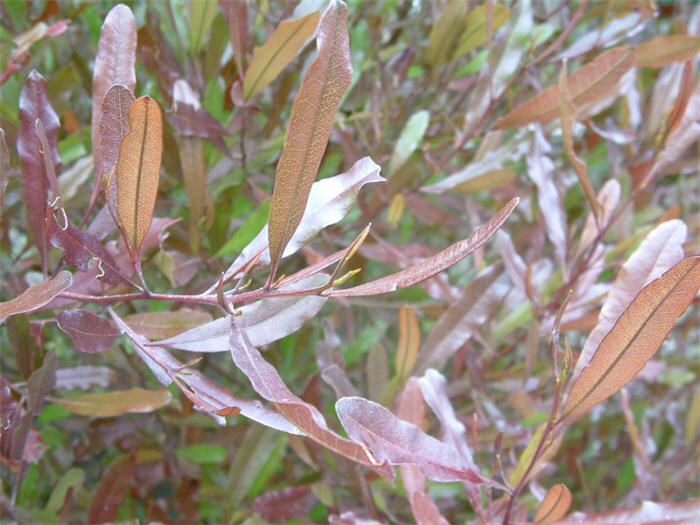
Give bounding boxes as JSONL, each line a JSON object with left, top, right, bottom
{"left": 176, "top": 443, "right": 228, "bottom": 464}
{"left": 389, "top": 110, "right": 429, "bottom": 176}
{"left": 189, "top": 0, "right": 219, "bottom": 54}
{"left": 216, "top": 199, "right": 270, "bottom": 257}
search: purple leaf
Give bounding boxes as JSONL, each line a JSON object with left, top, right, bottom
{"left": 330, "top": 198, "right": 518, "bottom": 297}
{"left": 49, "top": 220, "right": 128, "bottom": 286}
{"left": 251, "top": 485, "right": 316, "bottom": 523}
{"left": 108, "top": 308, "right": 300, "bottom": 434}
{"left": 0, "top": 271, "right": 73, "bottom": 324}
{"left": 559, "top": 498, "right": 700, "bottom": 524}
{"left": 18, "top": 70, "right": 60, "bottom": 262}
{"left": 229, "top": 315, "right": 393, "bottom": 478}
{"left": 87, "top": 454, "right": 135, "bottom": 525}
{"left": 219, "top": 157, "right": 383, "bottom": 285}
{"left": 98, "top": 84, "right": 134, "bottom": 182}
{"left": 156, "top": 274, "right": 327, "bottom": 352}
{"left": 91, "top": 4, "right": 136, "bottom": 181}
{"left": 56, "top": 309, "right": 120, "bottom": 353}
{"left": 335, "top": 396, "right": 488, "bottom": 484}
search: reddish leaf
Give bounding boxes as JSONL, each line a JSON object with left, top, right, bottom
{"left": 251, "top": 485, "right": 316, "bottom": 523}
{"left": 229, "top": 315, "right": 393, "bottom": 478}
{"left": 561, "top": 257, "right": 700, "bottom": 424}
{"left": 267, "top": 0, "right": 353, "bottom": 281}
{"left": 573, "top": 220, "right": 687, "bottom": 379}
{"left": 98, "top": 84, "right": 134, "bottom": 184}
{"left": 57, "top": 309, "right": 120, "bottom": 353}
{"left": 336, "top": 396, "right": 490, "bottom": 484}
{"left": 637, "top": 35, "right": 700, "bottom": 68}
{"left": 115, "top": 96, "right": 163, "bottom": 260}
{"left": 87, "top": 454, "right": 136, "bottom": 525}
{"left": 534, "top": 484, "right": 572, "bottom": 524}
{"left": 17, "top": 69, "right": 60, "bottom": 262}
{"left": 330, "top": 198, "right": 518, "bottom": 297}
{"left": 0, "top": 271, "right": 72, "bottom": 324}
{"left": 169, "top": 79, "right": 227, "bottom": 140}
{"left": 91, "top": 4, "right": 137, "bottom": 180}
{"left": 494, "top": 46, "right": 636, "bottom": 129}
{"left": 48, "top": 220, "right": 128, "bottom": 286}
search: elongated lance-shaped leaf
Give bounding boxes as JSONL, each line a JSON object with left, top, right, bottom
{"left": 494, "top": 46, "right": 636, "bottom": 129}
{"left": 267, "top": 0, "right": 352, "bottom": 283}
{"left": 229, "top": 315, "right": 393, "bottom": 479}
{"left": 55, "top": 388, "right": 171, "bottom": 417}
{"left": 534, "top": 484, "right": 572, "bottom": 525}
{"left": 395, "top": 306, "right": 420, "bottom": 382}
{"left": 560, "top": 257, "right": 700, "bottom": 424}
{"left": 330, "top": 198, "right": 518, "bottom": 297}
{"left": 18, "top": 70, "right": 60, "bottom": 264}
{"left": 454, "top": 3, "right": 511, "bottom": 58}
{"left": 91, "top": 4, "right": 136, "bottom": 192}
{"left": 0, "top": 271, "right": 72, "bottom": 324}
{"left": 637, "top": 35, "right": 700, "bottom": 68}
{"left": 115, "top": 96, "right": 163, "bottom": 260}
{"left": 99, "top": 84, "right": 134, "bottom": 195}
{"left": 243, "top": 11, "right": 320, "bottom": 100}
{"left": 573, "top": 220, "right": 687, "bottom": 379}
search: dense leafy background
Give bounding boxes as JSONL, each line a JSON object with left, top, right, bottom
{"left": 1, "top": 1, "right": 699, "bottom": 523}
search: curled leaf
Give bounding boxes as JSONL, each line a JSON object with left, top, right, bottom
{"left": 336, "top": 396, "right": 489, "bottom": 484}
{"left": 229, "top": 315, "right": 393, "bottom": 478}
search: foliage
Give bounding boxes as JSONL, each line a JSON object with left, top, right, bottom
{"left": 1, "top": 1, "right": 699, "bottom": 523}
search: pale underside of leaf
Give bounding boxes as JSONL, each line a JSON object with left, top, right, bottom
{"left": 219, "top": 156, "right": 383, "bottom": 286}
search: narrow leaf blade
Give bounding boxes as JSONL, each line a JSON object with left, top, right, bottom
{"left": 57, "top": 309, "right": 120, "bottom": 353}
{"left": 0, "top": 271, "right": 72, "bottom": 324}
{"left": 534, "top": 484, "right": 572, "bottom": 525}
{"left": 267, "top": 0, "right": 352, "bottom": 280}
{"left": 562, "top": 257, "right": 700, "bottom": 424}
{"left": 55, "top": 388, "right": 171, "bottom": 417}
{"left": 243, "top": 11, "right": 320, "bottom": 99}
{"left": 330, "top": 198, "right": 518, "bottom": 297}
